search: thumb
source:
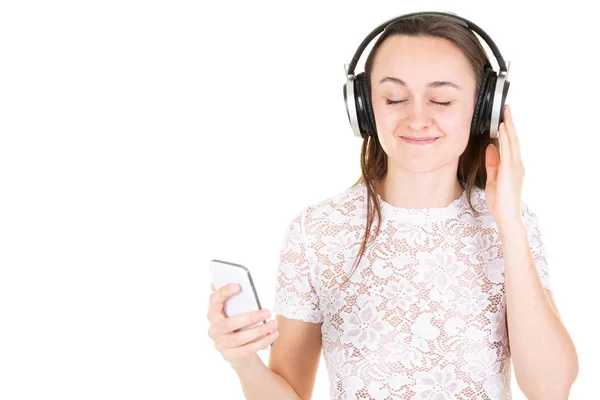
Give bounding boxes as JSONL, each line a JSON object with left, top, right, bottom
{"left": 485, "top": 143, "right": 499, "bottom": 185}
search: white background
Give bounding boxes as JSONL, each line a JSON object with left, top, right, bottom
{"left": 0, "top": 0, "right": 596, "bottom": 399}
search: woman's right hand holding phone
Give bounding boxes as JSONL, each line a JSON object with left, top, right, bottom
{"left": 206, "top": 283, "right": 280, "bottom": 369}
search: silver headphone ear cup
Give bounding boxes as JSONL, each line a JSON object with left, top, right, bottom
{"left": 489, "top": 69, "right": 510, "bottom": 139}
{"left": 343, "top": 76, "right": 362, "bottom": 138}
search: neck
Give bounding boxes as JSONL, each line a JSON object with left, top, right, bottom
{"left": 374, "top": 165, "right": 464, "bottom": 209}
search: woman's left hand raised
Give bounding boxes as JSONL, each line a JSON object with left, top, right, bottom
{"left": 484, "top": 104, "right": 525, "bottom": 230}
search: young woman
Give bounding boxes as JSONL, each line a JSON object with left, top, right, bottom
{"left": 207, "top": 13, "right": 578, "bottom": 399}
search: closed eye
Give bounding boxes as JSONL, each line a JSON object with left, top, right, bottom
{"left": 386, "top": 99, "right": 452, "bottom": 106}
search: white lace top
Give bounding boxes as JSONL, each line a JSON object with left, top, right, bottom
{"left": 272, "top": 180, "right": 552, "bottom": 400}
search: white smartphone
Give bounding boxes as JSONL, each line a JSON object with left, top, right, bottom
{"left": 209, "top": 259, "right": 272, "bottom": 350}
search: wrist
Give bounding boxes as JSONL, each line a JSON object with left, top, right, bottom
{"left": 498, "top": 217, "right": 527, "bottom": 238}
{"left": 231, "top": 353, "right": 263, "bottom": 374}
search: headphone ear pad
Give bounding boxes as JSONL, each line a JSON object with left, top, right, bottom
{"left": 361, "top": 74, "right": 377, "bottom": 137}
{"left": 470, "top": 67, "right": 495, "bottom": 136}
{"left": 355, "top": 72, "right": 377, "bottom": 137}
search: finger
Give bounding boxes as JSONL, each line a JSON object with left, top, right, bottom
{"left": 207, "top": 284, "right": 240, "bottom": 322}
{"left": 503, "top": 104, "right": 521, "bottom": 161}
{"left": 214, "top": 308, "right": 271, "bottom": 336}
{"left": 221, "top": 329, "right": 280, "bottom": 361}
{"left": 217, "top": 319, "right": 278, "bottom": 350}
{"left": 211, "top": 283, "right": 215, "bottom": 292}
{"left": 243, "top": 328, "right": 279, "bottom": 352}
{"left": 499, "top": 106, "right": 511, "bottom": 152}
{"left": 498, "top": 121, "right": 509, "bottom": 161}
{"left": 485, "top": 143, "right": 499, "bottom": 186}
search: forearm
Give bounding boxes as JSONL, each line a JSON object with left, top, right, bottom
{"left": 499, "top": 221, "right": 578, "bottom": 399}
{"left": 232, "top": 353, "right": 301, "bottom": 400}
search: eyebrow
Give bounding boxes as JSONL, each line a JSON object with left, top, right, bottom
{"left": 379, "top": 76, "right": 461, "bottom": 90}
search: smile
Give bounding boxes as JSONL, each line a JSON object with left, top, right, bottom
{"left": 399, "top": 136, "right": 439, "bottom": 145}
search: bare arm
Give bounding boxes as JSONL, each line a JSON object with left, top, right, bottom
{"left": 230, "top": 315, "right": 323, "bottom": 400}
{"left": 268, "top": 316, "right": 323, "bottom": 400}
{"left": 232, "top": 353, "right": 301, "bottom": 400}
{"left": 500, "top": 222, "right": 578, "bottom": 399}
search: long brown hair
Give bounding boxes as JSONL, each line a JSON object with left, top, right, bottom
{"left": 342, "top": 15, "right": 499, "bottom": 285}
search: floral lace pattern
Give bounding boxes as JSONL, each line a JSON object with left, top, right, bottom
{"left": 273, "top": 181, "right": 552, "bottom": 400}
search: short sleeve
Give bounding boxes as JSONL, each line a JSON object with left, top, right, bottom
{"left": 272, "top": 209, "right": 323, "bottom": 323}
{"left": 521, "top": 201, "right": 553, "bottom": 295}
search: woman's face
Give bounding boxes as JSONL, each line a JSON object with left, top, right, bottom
{"left": 369, "top": 35, "right": 478, "bottom": 173}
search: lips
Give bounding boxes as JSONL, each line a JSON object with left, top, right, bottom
{"left": 399, "top": 136, "right": 439, "bottom": 145}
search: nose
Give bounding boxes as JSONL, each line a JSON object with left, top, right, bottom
{"left": 405, "top": 101, "right": 433, "bottom": 132}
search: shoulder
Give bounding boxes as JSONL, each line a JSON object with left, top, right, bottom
{"left": 307, "top": 182, "right": 365, "bottom": 219}
{"left": 285, "top": 182, "right": 366, "bottom": 237}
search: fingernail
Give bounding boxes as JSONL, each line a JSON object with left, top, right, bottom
{"left": 260, "top": 309, "right": 271, "bottom": 318}
{"left": 230, "top": 284, "right": 240, "bottom": 292}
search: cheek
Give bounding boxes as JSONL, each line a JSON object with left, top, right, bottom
{"left": 440, "top": 115, "right": 471, "bottom": 154}
{"left": 437, "top": 106, "right": 473, "bottom": 134}
{"left": 371, "top": 103, "right": 394, "bottom": 131}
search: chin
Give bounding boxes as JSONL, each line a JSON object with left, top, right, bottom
{"left": 397, "top": 160, "right": 443, "bottom": 174}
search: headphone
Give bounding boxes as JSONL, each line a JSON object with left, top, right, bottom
{"left": 343, "top": 11, "right": 510, "bottom": 140}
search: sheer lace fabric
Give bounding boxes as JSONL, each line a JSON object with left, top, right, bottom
{"left": 273, "top": 181, "right": 552, "bottom": 400}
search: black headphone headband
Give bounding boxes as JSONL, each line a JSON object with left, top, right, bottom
{"left": 345, "top": 11, "right": 507, "bottom": 78}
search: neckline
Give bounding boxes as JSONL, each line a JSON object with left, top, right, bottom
{"left": 359, "top": 180, "right": 467, "bottom": 222}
